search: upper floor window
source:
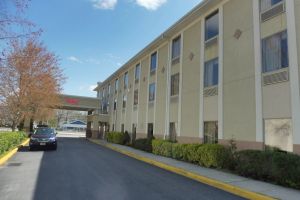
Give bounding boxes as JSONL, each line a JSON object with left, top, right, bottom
{"left": 135, "top": 63, "right": 140, "bottom": 82}
{"left": 172, "top": 36, "right": 181, "bottom": 61}
{"left": 124, "top": 72, "right": 128, "bottom": 89}
{"left": 262, "top": 31, "right": 288, "bottom": 73}
{"left": 102, "top": 89, "right": 105, "bottom": 98}
{"left": 123, "top": 95, "right": 127, "bottom": 108}
{"left": 115, "top": 79, "right": 119, "bottom": 93}
{"left": 260, "top": 0, "right": 282, "bottom": 12}
{"left": 113, "top": 99, "right": 117, "bottom": 110}
{"left": 205, "top": 11, "right": 219, "bottom": 41}
{"left": 171, "top": 73, "right": 180, "bottom": 96}
{"left": 108, "top": 84, "right": 111, "bottom": 95}
{"left": 149, "top": 83, "right": 156, "bottom": 102}
{"left": 204, "top": 58, "right": 219, "bottom": 88}
{"left": 150, "top": 52, "right": 157, "bottom": 72}
{"left": 134, "top": 89, "right": 138, "bottom": 105}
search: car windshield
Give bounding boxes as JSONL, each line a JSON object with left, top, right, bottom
{"left": 34, "top": 128, "right": 54, "bottom": 135}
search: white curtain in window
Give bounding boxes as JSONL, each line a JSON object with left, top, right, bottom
{"left": 261, "top": 0, "right": 272, "bottom": 11}
{"left": 264, "top": 34, "right": 281, "bottom": 72}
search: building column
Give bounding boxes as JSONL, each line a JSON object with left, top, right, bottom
{"left": 218, "top": 5, "right": 224, "bottom": 140}
{"left": 286, "top": 0, "right": 300, "bottom": 154}
{"left": 253, "top": 0, "right": 264, "bottom": 143}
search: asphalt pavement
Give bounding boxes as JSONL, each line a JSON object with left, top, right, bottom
{"left": 0, "top": 132, "right": 245, "bottom": 200}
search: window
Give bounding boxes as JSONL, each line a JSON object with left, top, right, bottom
{"left": 205, "top": 11, "right": 219, "bottom": 41}
{"left": 108, "top": 84, "right": 111, "bottom": 95}
{"left": 121, "top": 124, "right": 124, "bottom": 133}
{"left": 134, "top": 89, "right": 139, "bottom": 105}
{"left": 172, "top": 36, "right": 181, "bottom": 60}
{"left": 107, "top": 102, "right": 110, "bottom": 113}
{"left": 171, "top": 73, "right": 180, "bottom": 96}
{"left": 169, "top": 122, "right": 177, "bottom": 142}
{"left": 123, "top": 95, "right": 127, "bottom": 108}
{"left": 147, "top": 123, "right": 154, "bottom": 139}
{"left": 264, "top": 119, "right": 292, "bottom": 152}
{"left": 102, "top": 88, "right": 105, "bottom": 98}
{"left": 135, "top": 63, "right": 140, "bottom": 82}
{"left": 124, "top": 72, "right": 128, "bottom": 89}
{"left": 262, "top": 31, "right": 288, "bottom": 73}
{"left": 150, "top": 52, "right": 157, "bottom": 72}
{"left": 204, "top": 121, "right": 218, "bottom": 144}
{"left": 260, "top": 0, "right": 282, "bottom": 12}
{"left": 204, "top": 58, "right": 219, "bottom": 87}
{"left": 113, "top": 99, "right": 117, "bottom": 110}
{"left": 149, "top": 83, "right": 156, "bottom": 102}
{"left": 115, "top": 79, "right": 119, "bottom": 93}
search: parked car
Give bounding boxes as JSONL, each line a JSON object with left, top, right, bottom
{"left": 29, "top": 128, "right": 57, "bottom": 150}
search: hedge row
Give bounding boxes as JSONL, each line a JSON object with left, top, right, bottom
{"left": 106, "top": 132, "right": 130, "bottom": 145}
{"left": 236, "top": 150, "right": 300, "bottom": 189}
{"left": 152, "top": 139, "right": 233, "bottom": 169}
{"left": 132, "top": 138, "right": 153, "bottom": 152}
{"left": 0, "top": 132, "right": 27, "bottom": 157}
{"left": 151, "top": 139, "right": 300, "bottom": 189}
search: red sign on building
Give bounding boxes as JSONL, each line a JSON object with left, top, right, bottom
{"left": 65, "top": 98, "right": 79, "bottom": 105}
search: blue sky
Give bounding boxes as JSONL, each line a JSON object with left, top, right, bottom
{"left": 25, "top": 0, "right": 202, "bottom": 97}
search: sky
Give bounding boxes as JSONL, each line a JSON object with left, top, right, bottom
{"left": 25, "top": 0, "right": 202, "bottom": 97}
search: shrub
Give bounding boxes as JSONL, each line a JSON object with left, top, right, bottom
{"left": 152, "top": 139, "right": 173, "bottom": 157}
{"left": 197, "top": 144, "right": 232, "bottom": 168}
{"left": 184, "top": 144, "right": 202, "bottom": 163}
{"left": 0, "top": 132, "right": 27, "bottom": 157}
{"left": 132, "top": 137, "right": 154, "bottom": 152}
{"left": 172, "top": 143, "right": 189, "bottom": 161}
{"left": 106, "top": 132, "right": 128, "bottom": 145}
{"left": 235, "top": 150, "right": 300, "bottom": 189}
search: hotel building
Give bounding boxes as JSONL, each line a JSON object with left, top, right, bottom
{"left": 89, "top": 0, "right": 300, "bottom": 154}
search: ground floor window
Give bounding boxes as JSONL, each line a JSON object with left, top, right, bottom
{"left": 147, "top": 123, "right": 154, "bottom": 139}
{"left": 169, "top": 122, "right": 177, "bottom": 142}
{"left": 204, "top": 121, "right": 218, "bottom": 144}
{"left": 121, "top": 124, "right": 124, "bottom": 133}
{"left": 264, "top": 119, "right": 293, "bottom": 152}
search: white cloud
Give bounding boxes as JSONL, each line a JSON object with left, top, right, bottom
{"left": 135, "top": 0, "right": 167, "bottom": 10}
{"left": 91, "top": 0, "right": 117, "bottom": 10}
{"left": 67, "top": 56, "right": 82, "bottom": 63}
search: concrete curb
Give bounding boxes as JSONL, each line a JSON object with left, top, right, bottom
{"left": 0, "top": 138, "right": 30, "bottom": 166}
{"left": 88, "top": 139, "right": 276, "bottom": 200}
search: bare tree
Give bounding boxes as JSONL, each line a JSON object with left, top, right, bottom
{"left": 0, "top": 38, "right": 65, "bottom": 131}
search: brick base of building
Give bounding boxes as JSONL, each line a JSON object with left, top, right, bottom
{"left": 294, "top": 144, "right": 300, "bottom": 155}
{"left": 219, "top": 139, "right": 264, "bottom": 151}
{"left": 176, "top": 136, "right": 202, "bottom": 144}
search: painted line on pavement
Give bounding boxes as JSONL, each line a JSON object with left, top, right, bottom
{"left": 88, "top": 139, "right": 276, "bottom": 200}
{"left": 0, "top": 139, "right": 30, "bottom": 166}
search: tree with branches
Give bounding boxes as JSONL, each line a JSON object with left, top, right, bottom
{"left": 0, "top": 38, "right": 65, "bottom": 131}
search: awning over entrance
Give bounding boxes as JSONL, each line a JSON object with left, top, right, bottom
{"left": 58, "top": 94, "right": 100, "bottom": 112}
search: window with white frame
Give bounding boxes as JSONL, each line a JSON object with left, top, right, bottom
{"left": 108, "top": 84, "right": 111, "bottom": 95}
{"left": 150, "top": 52, "right": 157, "bottom": 72}
{"left": 115, "top": 79, "right": 119, "bottom": 93}
{"left": 260, "top": 0, "right": 283, "bottom": 12}
{"left": 149, "top": 83, "right": 156, "bottom": 102}
{"left": 124, "top": 72, "right": 128, "bottom": 89}
{"left": 135, "top": 63, "right": 140, "bottom": 82}
{"left": 123, "top": 95, "right": 127, "bottom": 108}
{"left": 134, "top": 89, "right": 138, "bottom": 105}
{"left": 170, "top": 73, "right": 179, "bottom": 96}
{"left": 262, "top": 31, "right": 288, "bottom": 73}
{"left": 204, "top": 58, "right": 219, "bottom": 88}
{"left": 113, "top": 99, "right": 117, "bottom": 110}
{"left": 205, "top": 11, "right": 219, "bottom": 41}
{"left": 204, "top": 121, "right": 218, "bottom": 144}
{"left": 172, "top": 36, "right": 181, "bottom": 61}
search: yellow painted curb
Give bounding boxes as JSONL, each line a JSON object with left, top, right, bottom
{"left": 0, "top": 138, "right": 30, "bottom": 166}
{"left": 88, "top": 139, "right": 276, "bottom": 200}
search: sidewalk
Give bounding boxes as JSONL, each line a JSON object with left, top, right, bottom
{"left": 88, "top": 139, "right": 300, "bottom": 200}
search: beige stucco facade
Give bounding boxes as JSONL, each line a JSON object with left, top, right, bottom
{"left": 91, "top": 0, "right": 300, "bottom": 154}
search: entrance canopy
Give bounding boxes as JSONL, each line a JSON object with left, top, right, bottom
{"left": 58, "top": 94, "right": 100, "bottom": 112}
